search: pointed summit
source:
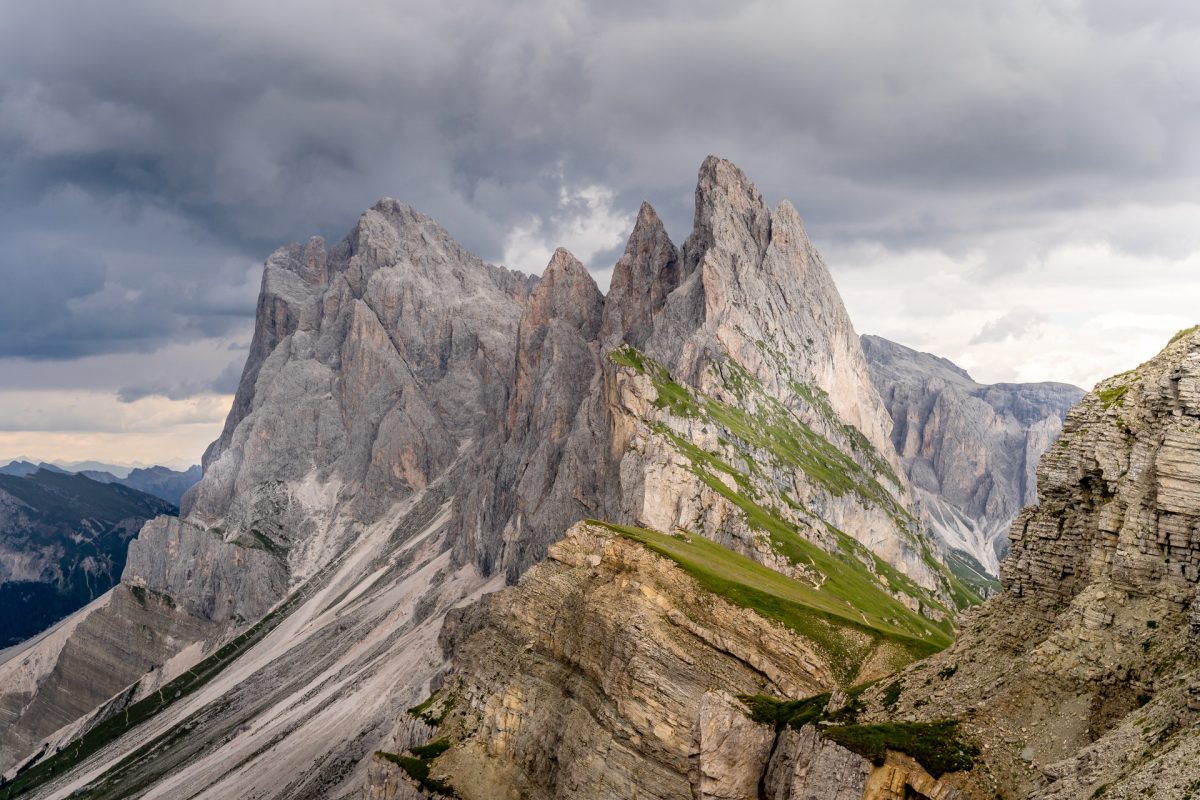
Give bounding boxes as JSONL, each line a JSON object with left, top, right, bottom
{"left": 527, "top": 248, "right": 603, "bottom": 336}
{"left": 601, "top": 201, "right": 681, "bottom": 347}
{"left": 684, "top": 156, "right": 771, "bottom": 269}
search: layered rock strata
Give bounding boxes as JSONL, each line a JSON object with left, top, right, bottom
{"left": 797, "top": 327, "right": 1200, "bottom": 799}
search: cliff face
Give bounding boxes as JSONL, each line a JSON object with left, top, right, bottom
{"left": 427, "top": 523, "right": 838, "bottom": 800}
{"left": 391, "top": 523, "right": 964, "bottom": 800}
{"left": 0, "top": 157, "right": 963, "bottom": 800}
{"left": 762, "top": 328, "right": 1200, "bottom": 800}
{"left": 862, "top": 335, "right": 1083, "bottom": 577}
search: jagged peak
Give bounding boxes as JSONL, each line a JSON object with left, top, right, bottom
{"left": 633, "top": 199, "right": 662, "bottom": 228}
{"left": 601, "top": 199, "right": 682, "bottom": 347}
{"left": 542, "top": 247, "right": 592, "bottom": 282}
{"left": 686, "top": 156, "right": 771, "bottom": 264}
{"left": 523, "top": 247, "right": 603, "bottom": 337}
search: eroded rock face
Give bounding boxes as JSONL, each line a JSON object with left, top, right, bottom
{"left": 763, "top": 723, "right": 871, "bottom": 800}
{"left": 830, "top": 329, "right": 1200, "bottom": 799}
{"left": 124, "top": 516, "right": 286, "bottom": 625}
{"left": 692, "top": 691, "right": 777, "bottom": 800}
{"left": 428, "top": 524, "right": 837, "bottom": 800}
{"left": 862, "top": 335, "right": 1083, "bottom": 576}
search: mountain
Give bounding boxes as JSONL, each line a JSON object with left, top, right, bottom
{"left": 0, "top": 463, "right": 67, "bottom": 478}
{"left": 669, "top": 325, "right": 1200, "bottom": 799}
{"left": 119, "top": 465, "right": 203, "bottom": 506}
{"left": 0, "top": 157, "right": 979, "bottom": 799}
{"left": 0, "top": 462, "right": 201, "bottom": 506}
{"left": 0, "top": 470, "right": 175, "bottom": 648}
{"left": 861, "top": 335, "right": 1083, "bottom": 582}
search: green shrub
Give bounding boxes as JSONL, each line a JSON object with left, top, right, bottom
{"left": 737, "top": 692, "right": 831, "bottom": 730}
{"left": 376, "top": 750, "right": 456, "bottom": 797}
{"left": 881, "top": 681, "right": 903, "bottom": 710}
{"left": 823, "top": 720, "right": 978, "bottom": 777}
{"left": 1097, "top": 385, "right": 1128, "bottom": 409}
{"left": 410, "top": 738, "right": 451, "bottom": 759}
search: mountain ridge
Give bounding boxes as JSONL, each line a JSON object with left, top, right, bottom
{"left": 2, "top": 157, "right": 979, "bottom": 799}
{"left": 862, "top": 334, "right": 1083, "bottom": 576}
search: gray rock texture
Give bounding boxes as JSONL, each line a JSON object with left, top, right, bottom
{"left": 862, "top": 335, "right": 1082, "bottom": 576}
{"left": 427, "top": 524, "right": 840, "bottom": 800}
{"left": 812, "top": 327, "right": 1200, "bottom": 799}
{"left": 0, "top": 157, "right": 969, "bottom": 799}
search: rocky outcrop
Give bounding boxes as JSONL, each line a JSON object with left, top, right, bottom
{"left": 763, "top": 723, "right": 871, "bottom": 799}
{"left": 800, "top": 327, "right": 1200, "bottom": 799}
{"left": 862, "top": 335, "right": 1082, "bottom": 576}
{"left": 421, "top": 523, "right": 839, "bottom": 800}
{"left": 124, "top": 516, "right": 287, "bottom": 624}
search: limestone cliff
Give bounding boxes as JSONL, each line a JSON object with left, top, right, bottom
{"left": 765, "top": 327, "right": 1200, "bottom": 799}
{"left": 381, "top": 522, "right": 965, "bottom": 799}
{"left": 862, "top": 335, "right": 1082, "bottom": 579}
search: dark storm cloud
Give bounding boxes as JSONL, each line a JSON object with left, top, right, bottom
{"left": 1, "top": 0, "right": 1198, "bottom": 371}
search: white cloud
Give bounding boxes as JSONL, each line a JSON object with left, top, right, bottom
{"left": 831, "top": 231, "right": 1200, "bottom": 389}
{"left": 502, "top": 183, "right": 631, "bottom": 283}
{"left": 0, "top": 391, "right": 230, "bottom": 465}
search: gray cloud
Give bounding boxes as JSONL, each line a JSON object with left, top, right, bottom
{"left": 969, "top": 309, "right": 1048, "bottom": 345}
{"left": 0, "top": 0, "right": 1198, "bottom": 388}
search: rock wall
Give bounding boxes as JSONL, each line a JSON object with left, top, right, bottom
{"left": 862, "top": 335, "right": 1082, "bottom": 575}
{"left": 808, "top": 328, "right": 1200, "bottom": 799}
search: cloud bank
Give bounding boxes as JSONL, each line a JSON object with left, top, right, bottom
{"left": 2, "top": 0, "right": 1198, "bottom": 459}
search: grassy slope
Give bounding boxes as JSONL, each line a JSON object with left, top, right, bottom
{"left": 610, "top": 346, "right": 980, "bottom": 622}
{"left": 591, "top": 521, "right": 948, "bottom": 682}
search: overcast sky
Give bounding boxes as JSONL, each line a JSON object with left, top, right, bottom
{"left": 2, "top": 0, "right": 1198, "bottom": 465}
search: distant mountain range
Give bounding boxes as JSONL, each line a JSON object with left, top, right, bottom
{"left": 0, "top": 461, "right": 201, "bottom": 505}
{"left": 0, "top": 470, "right": 177, "bottom": 648}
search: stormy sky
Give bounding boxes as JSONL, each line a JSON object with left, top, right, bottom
{"left": 2, "top": 0, "right": 1198, "bottom": 465}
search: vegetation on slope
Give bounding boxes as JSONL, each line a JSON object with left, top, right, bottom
{"left": 609, "top": 345, "right": 981, "bottom": 623}
{"left": 824, "top": 720, "right": 978, "bottom": 777}
{"left": 738, "top": 691, "right": 978, "bottom": 779}
{"left": 591, "top": 521, "right": 949, "bottom": 682}
{"left": 376, "top": 737, "right": 456, "bottom": 797}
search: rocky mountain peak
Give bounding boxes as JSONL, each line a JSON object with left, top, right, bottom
{"left": 684, "top": 155, "right": 771, "bottom": 266}
{"left": 601, "top": 201, "right": 682, "bottom": 348}
{"left": 528, "top": 248, "right": 603, "bottom": 334}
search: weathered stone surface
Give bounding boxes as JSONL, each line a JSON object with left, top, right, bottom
{"left": 0, "top": 585, "right": 215, "bottom": 775}
{"left": 763, "top": 724, "right": 871, "bottom": 800}
{"left": 863, "top": 335, "right": 1082, "bottom": 575}
{"left": 428, "top": 523, "right": 836, "bottom": 800}
{"left": 827, "top": 328, "right": 1200, "bottom": 799}
{"left": 691, "top": 691, "right": 776, "bottom": 800}
{"left": 600, "top": 202, "right": 683, "bottom": 349}
{"left": 124, "top": 516, "right": 286, "bottom": 624}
